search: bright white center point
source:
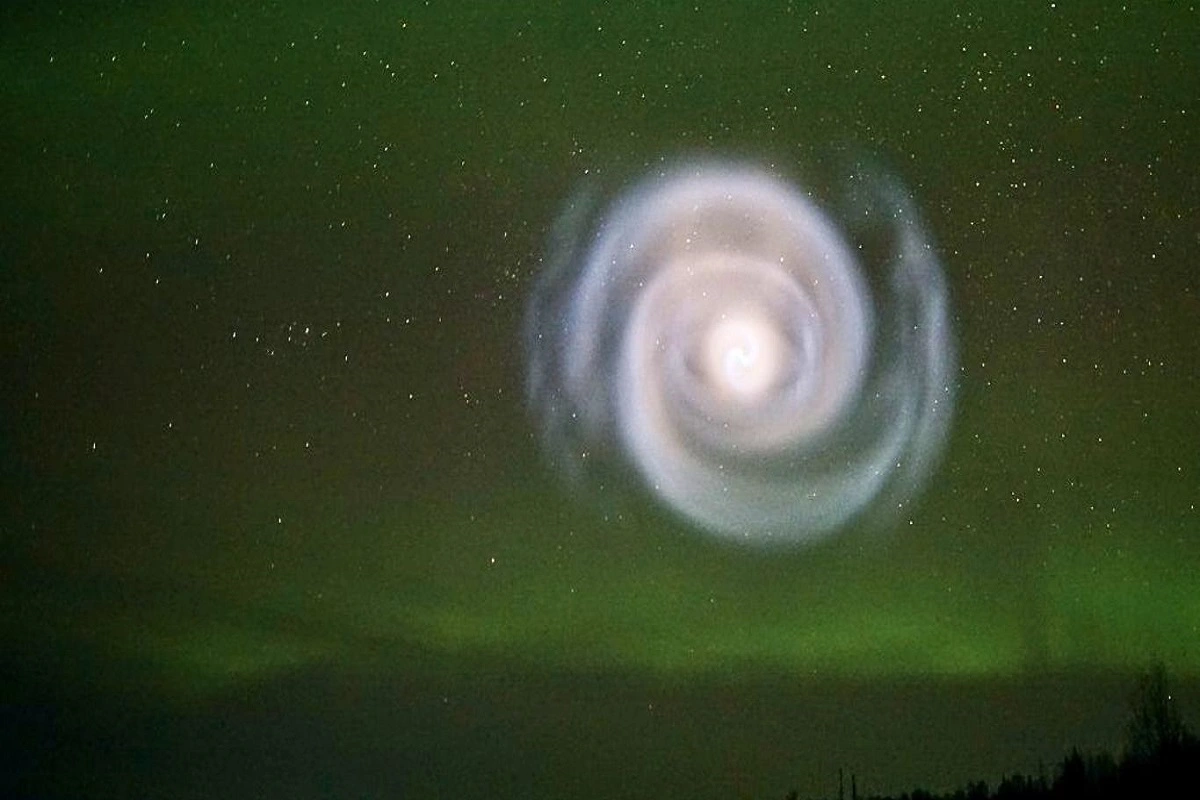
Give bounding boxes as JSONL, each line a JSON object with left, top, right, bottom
{"left": 705, "top": 312, "right": 783, "bottom": 401}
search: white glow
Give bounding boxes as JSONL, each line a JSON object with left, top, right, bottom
{"left": 525, "top": 160, "right": 954, "bottom": 545}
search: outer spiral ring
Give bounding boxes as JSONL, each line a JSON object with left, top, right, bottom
{"left": 525, "top": 159, "right": 954, "bottom": 545}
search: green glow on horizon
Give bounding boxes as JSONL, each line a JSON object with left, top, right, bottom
{"left": 1043, "top": 544, "right": 1200, "bottom": 671}
{"left": 84, "top": 513, "right": 1198, "bottom": 702}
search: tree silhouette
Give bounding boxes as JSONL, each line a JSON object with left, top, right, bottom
{"left": 771, "top": 664, "right": 1197, "bottom": 799}
{"left": 1124, "top": 661, "right": 1189, "bottom": 762}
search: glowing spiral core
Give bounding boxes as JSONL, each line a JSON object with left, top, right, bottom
{"left": 526, "top": 162, "right": 954, "bottom": 545}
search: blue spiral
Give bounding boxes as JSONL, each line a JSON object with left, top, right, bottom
{"left": 525, "top": 160, "right": 954, "bottom": 545}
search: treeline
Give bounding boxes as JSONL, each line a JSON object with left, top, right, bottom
{"left": 894, "top": 735, "right": 1198, "bottom": 799}
{"left": 790, "top": 663, "right": 1198, "bottom": 800}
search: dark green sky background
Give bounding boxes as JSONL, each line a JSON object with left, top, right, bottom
{"left": 2, "top": 2, "right": 1198, "bottom": 798}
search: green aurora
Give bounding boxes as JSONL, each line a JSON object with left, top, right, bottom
{"left": 3, "top": 2, "right": 1198, "bottom": 797}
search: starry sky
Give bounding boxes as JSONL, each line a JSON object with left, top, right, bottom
{"left": 2, "top": 2, "right": 1198, "bottom": 798}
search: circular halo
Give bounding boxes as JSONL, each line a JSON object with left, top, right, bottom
{"left": 525, "top": 159, "right": 954, "bottom": 546}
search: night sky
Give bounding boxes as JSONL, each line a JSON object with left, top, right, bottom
{"left": 3, "top": 2, "right": 1198, "bottom": 798}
